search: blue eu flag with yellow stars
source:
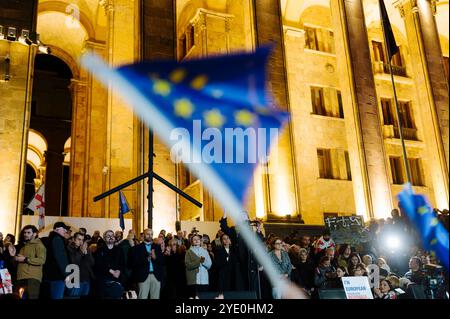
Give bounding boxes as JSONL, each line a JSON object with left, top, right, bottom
{"left": 83, "top": 47, "right": 288, "bottom": 206}
{"left": 82, "top": 46, "right": 294, "bottom": 293}
{"left": 398, "top": 184, "right": 449, "bottom": 272}
{"left": 119, "top": 190, "right": 130, "bottom": 231}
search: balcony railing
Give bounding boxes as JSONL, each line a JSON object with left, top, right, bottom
{"left": 373, "top": 61, "right": 407, "bottom": 77}
{"left": 394, "top": 126, "right": 418, "bottom": 141}
{"left": 383, "top": 125, "right": 418, "bottom": 141}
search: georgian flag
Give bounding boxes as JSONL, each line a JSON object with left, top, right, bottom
{"left": 27, "top": 184, "right": 45, "bottom": 230}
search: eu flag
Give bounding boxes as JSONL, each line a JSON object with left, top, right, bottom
{"left": 81, "top": 47, "right": 293, "bottom": 293}
{"left": 398, "top": 184, "right": 449, "bottom": 272}
{"left": 379, "top": 0, "right": 399, "bottom": 61}
{"left": 83, "top": 47, "right": 288, "bottom": 205}
{"left": 119, "top": 190, "right": 130, "bottom": 231}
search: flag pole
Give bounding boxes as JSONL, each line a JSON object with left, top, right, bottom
{"left": 386, "top": 60, "right": 412, "bottom": 184}
{"left": 379, "top": 0, "right": 412, "bottom": 185}
{"left": 148, "top": 130, "right": 154, "bottom": 229}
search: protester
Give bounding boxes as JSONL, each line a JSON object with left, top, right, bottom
{"left": 337, "top": 244, "right": 352, "bottom": 269}
{"left": 185, "top": 234, "right": 212, "bottom": 298}
{"left": 347, "top": 253, "right": 362, "bottom": 274}
{"left": 130, "top": 228, "right": 165, "bottom": 299}
{"left": 14, "top": 225, "right": 46, "bottom": 299}
{"left": 268, "top": 237, "right": 292, "bottom": 299}
{"left": 293, "top": 248, "right": 314, "bottom": 290}
{"left": 215, "top": 234, "right": 243, "bottom": 293}
{"left": 404, "top": 256, "right": 426, "bottom": 285}
{"left": 377, "top": 257, "right": 391, "bottom": 279}
{"left": 0, "top": 207, "right": 448, "bottom": 300}
{"left": 93, "top": 230, "right": 125, "bottom": 299}
{"left": 42, "top": 222, "right": 70, "bottom": 299}
{"left": 314, "top": 256, "right": 337, "bottom": 291}
{"left": 66, "top": 232, "right": 95, "bottom": 298}
{"left": 373, "top": 279, "right": 398, "bottom": 299}
{"left": 164, "top": 239, "right": 187, "bottom": 298}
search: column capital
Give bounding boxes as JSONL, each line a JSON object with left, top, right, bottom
{"left": 99, "top": 0, "right": 114, "bottom": 15}
{"left": 393, "top": 0, "right": 439, "bottom": 17}
{"left": 83, "top": 39, "right": 106, "bottom": 52}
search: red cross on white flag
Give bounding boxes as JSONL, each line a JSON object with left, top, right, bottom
{"left": 27, "top": 184, "right": 45, "bottom": 230}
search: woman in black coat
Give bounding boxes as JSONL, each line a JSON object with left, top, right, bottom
{"left": 214, "top": 234, "right": 243, "bottom": 293}
{"left": 294, "top": 248, "right": 315, "bottom": 290}
{"left": 164, "top": 240, "right": 188, "bottom": 298}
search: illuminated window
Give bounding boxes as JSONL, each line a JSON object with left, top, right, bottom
{"left": 381, "top": 98, "right": 395, "bottom": 125}
{"left": 337, "top": 90, "right": 344, "bottom": 119}
{"left": 409, "top": 158, "right": 424, "bottom": 186}
{"left": 187, "top": 24, "right": 195, "bottom": 52}
{"left": 311, "top": 87, "right": 344, "bottom": 118}
{"left": 304, "top": 26, "right": 335, "bottom": 54}
{"left": 311, "top": 86, "right": 326, "bottom": 115}
{"left": 389, "top": 157, "right": 404, "bottom": 185}
{"left": 344, "top": 151, "right": 352, "bottom": 181}
{"left": 372, "top": 41, "right": 386, "bottom": 63}
{"left": 398, "top": 101, "right": 415, "bottom": 129}
{"left": 180, "top": 35, "right": 187, "bottom": 60}
{"left": 317, "top": 149, "right": 333, "bottom": 179}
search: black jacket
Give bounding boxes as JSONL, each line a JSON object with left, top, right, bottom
{"left": 219, "top": 217, "right": 264, "bottom": 291}
{"left": 43, "top": 232, "right": 69, "bottom": 281}
{"left": 93, "top": 245, "right": 125, "bottom": 283}
{"left": 293, "top": 261, "right": 315, "bottom": 289}
{"left": 129, "top": 242, "right": 165, "bottom": 283}
{"left": 66, "top": 244, "right": 95, "bottom": 282}
{"left": 215, "top": 246, "right": 243, "bottom": 292}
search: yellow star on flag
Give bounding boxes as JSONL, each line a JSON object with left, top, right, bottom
{"left": 235, "top": 110, "right": 256, "bottom": 126}
{"left": 430, "top": 218, "right": 439, "bottom": 227}
{"left": 169, "top": 68, "right": 187, "bottom": 84}
{"left": 211, "top": 89, "right": 224, "bottom": 99}
{"left": 174, "top": 98, "right": 194, "bottom": 119}
{"left": 203, "top": 109, "right": 225, "bottom": 128}
{"left": 191, "top": 75, "right": 208, "bottom": 90}
{"left": 153, "top": 79, "right": 171, "bottom": 96}
{"left": 430, "top": 238, "right": 438, "bottom": 246}
{"left": 418, "top": 206, "right": 429, "bottom": 215}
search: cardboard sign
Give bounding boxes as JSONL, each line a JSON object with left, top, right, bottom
{"left": 342, "top": 276, "right": 374, "bottom": 299}
{"left": 324, "top": 216, "right": 370, "bottom": 245}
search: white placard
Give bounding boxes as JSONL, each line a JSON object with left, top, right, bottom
{"left": 342, "top": 276, "right": 374, "bottom": 299}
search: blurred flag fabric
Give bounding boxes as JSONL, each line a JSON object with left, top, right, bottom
{"left": 83, "top": 47, "right": 288, "bottom": 205}
{"left": 379, "top": 0, "right": 399, "bottom": 61}
{"left": 27, "top": 184, "right": 45, "bottom": 231}
{"left": 81, "top": 47, "right": 295, "bottom": 294}
{"left": 119, "top": 191, "right": 130, "bottom": 231}
{"left": 397, "top": 184, "right": 449, "bottom": 272}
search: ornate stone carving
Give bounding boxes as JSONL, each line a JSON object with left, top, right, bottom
{"left": 99, "top": 0, "right": 114, "bottom": 15}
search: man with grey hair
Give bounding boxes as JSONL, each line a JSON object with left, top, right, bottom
{"left": 93, "top": 230, "right": 125, "bottom": 298}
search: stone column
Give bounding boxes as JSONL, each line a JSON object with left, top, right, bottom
{"left": 44, "top": 149, "right": 65, "bottom": 216}
{"left": 252, "top": 0, "right": 300, "bottom": 220}
{"left": 83, "top": 39, "right": 108, "bottom": 217}
{"left": 0, "top": 42, "right": 35, "bottom": 235}
{"left": 100, "top": 0, "right": 140, "bottom": 226}
{"left": 395, "top": 0, "right": 449, "bottom": 208}
{"left": 69, "top": 79, "right": 88, "bottom": 216}
{"left": 330, "top": 0, "right": 393, "bottom": 219}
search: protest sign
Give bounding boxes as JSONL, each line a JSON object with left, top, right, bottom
{"left": 324, "top": 215, "right": 370, "bottom": 245}
{"left": 342, "top": 276, "right": 374, "bottom": 299}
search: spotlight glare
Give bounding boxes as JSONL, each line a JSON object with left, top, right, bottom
{"left": 385, "top": 235, "right": 400, "bottom": 250}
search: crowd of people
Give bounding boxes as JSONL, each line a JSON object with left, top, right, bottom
{"left": 0, "top": 208, "right": 448, "bottom": 300}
